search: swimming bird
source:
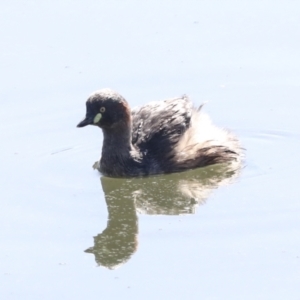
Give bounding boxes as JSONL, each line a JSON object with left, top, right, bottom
{"left": 77, "top": 88, "right": 241, "bottom": 177}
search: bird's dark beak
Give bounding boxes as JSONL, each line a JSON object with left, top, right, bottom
{"left": 77, "top": 116, "right": 93, "bottom": 128}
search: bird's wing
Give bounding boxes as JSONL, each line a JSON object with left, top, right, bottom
{"left": 131, "top": 95, "right": 193, "bottom": 161}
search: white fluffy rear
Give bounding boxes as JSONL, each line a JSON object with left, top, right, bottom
{"left": 174, "top": 108, "right": 241, "bottom": 163}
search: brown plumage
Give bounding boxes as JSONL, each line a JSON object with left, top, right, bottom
{"left": 77, "top": 88, "right": 242, "bottom": 177}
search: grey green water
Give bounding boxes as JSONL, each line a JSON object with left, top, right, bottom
{"left": 1, "top": 1, "right": 300, "bottom": 299}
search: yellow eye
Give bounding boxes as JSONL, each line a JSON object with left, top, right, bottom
{"left": 100, "top": 107, "right": 105, "bottom": 113}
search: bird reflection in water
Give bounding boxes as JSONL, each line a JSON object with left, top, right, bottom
{"left": 85, "top": 162, "right": 242, "bottom": 269}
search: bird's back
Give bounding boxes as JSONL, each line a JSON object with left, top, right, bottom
{"left": 131, "top": 95, "right": 241, "bottom": 174}
{"left": 131, "top": 96, "right": 193, "bottom": 166}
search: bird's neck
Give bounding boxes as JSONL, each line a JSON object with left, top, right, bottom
{"left": 99, "top": 123, "right": 139, "bottom": 177}
{"left": 102, "top": 124, "right": 133, "bottom": 155}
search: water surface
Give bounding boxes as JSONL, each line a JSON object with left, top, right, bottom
{"left": 1, "top": 1, "right": 300, "bottom": 299}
